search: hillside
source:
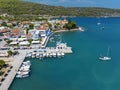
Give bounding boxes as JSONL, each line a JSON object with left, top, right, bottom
{"left": 0, "top": 0, "right": 120, "bottom": 17}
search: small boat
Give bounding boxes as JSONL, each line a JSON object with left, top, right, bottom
{"left": 16, "top": 74, "right": 29, "bottom": 78}
{"left": 36, "top": 53, "right": 40, "bottom": 58}
{"left": 99, "top": 47, "right": 111, "bottom": 61}
{"left": 22, "top": 61, "right": 31, "bottom": 65}
{"left": 43, "top": 53, "right": 46, "bottom": 57}
{"left": 49, "top": 53, "right": 53, "bottom": 57}
{"left": 97, "top": 22, "right": 101, "bottom": 25}
{"left": 61, "top": 52, "right": 65, "bottom": 57}
{"left": 39, "top": 54, "right": 43, "bottom": 60}
{"left": 52, "top": 53, "right": 56, "bottom": 57}
{"left": 79, "top": 27, "right": 84, "bottom": 31}
{"left": 99, "top": 56, "right": 111, "bottom": 60}
{"left": 57, "top": 52, "right": 61, "bottom": 58}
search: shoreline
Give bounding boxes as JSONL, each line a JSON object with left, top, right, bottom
{"left": 53, "top": 28, "right": 84, "bottom": 34}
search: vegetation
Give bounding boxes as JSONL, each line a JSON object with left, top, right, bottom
{"left": 0, "top": 60, "right": 5, "bottom": 69}
{"left": 7, "top": 50, "right": 19, "bottom": 56}
{"left": 29, "top": 24, "right": 34, "bottom": 29}
{"left": 64, "top": 21, "right": 78, "bottom": 30}
{"left": 28, "top": 39, "right": 33, "bottom": 44}
{"left": 1, "top": 22, "right": 7, "bottom": 26}
{"left": 5, "top": 40, "right": 13, "bottom": 44}
{"left": 0, "top": 0, "right": 120, "bottom": 17}
{"left": 13, "top": 51, "right": 19, "bottom": 55}
{"left": 7, "top": 50, "right": 13, "bottom": 56}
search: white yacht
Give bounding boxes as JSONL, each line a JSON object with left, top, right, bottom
{"left": 16, "top": 61, "right": 31, "bottom": 78}
{"left": 99, "top": 56, "right": 111, "bottom": 60}
{"left": 79, "top": 27, "right": 84, "bottom": 31}
{"left": 99, "top": 47, "right": 111, "bottom": 61}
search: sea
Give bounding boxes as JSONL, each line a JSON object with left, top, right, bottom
{"left": 9, "top": 17, "right": 120, "bottom": 90}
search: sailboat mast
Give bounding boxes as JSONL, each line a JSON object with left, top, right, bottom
{"left": 107, "top": 47, "right": 110, "bottom": 57}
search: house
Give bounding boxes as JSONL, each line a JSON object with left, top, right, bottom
{"left": 0, "top": 27, "right": 10, "bottom": 34}
{"left": 11, "top": 28, "right": 24, "bottom": 38}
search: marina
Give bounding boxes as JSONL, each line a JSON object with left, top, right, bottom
{"left": 26, "top": 42, "right": 72, "bottom": 59}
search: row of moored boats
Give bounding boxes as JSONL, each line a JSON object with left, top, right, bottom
{"left": 26, "top": 51, "right": 65, "bottom": 59}
{"left": 16, "top": 61, "right": 31, "bottom": 78}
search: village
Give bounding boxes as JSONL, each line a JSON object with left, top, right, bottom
{"left": 0, "top": 14, "right": 80, "bottom": 89}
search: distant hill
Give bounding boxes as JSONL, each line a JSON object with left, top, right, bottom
{"left": 0, "top": 0, "right": 120, "bottom": 17}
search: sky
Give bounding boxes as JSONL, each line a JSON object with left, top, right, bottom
{"left": 25, "top": 0, "right": 120, "bottom": 9}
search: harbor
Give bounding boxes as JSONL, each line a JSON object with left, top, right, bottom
{"left": 9, "top": 17, "right": 120, "bottom": 90}
{"left": 0, "top": 38, "right": 73, "bottom": 90}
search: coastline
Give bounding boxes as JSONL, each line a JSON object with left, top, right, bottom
{"left": 53, "top": 27, "right": 84, "bottom": 34}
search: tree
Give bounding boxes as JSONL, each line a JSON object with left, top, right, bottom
{"left": 13, "top": 51, "right": 19, "bottom": 55}
{"left": 1, "top": 22, "right": 7, "bottom": 26}
{"left": 7, "top": 50, "right": 13, "bottom": 56}
{"left": 6, "top": 40, "right": 13, "bottom": 44}
{"left": 64, "top": 21, "right": 77, "bottom": 30}
{"left": 0, "top": 60, "right": 5, "bottom": 69}
{"left": 26, "top": 28, "right": 29, "bottom": 34}
{"left": 28, "top": 39, "right": 33, "bottom": 44}
{"left": 29, "top": 24, "right": 34, "bottom": 29}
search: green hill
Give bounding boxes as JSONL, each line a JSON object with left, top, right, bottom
{"left": 0, "top": 0, "right": 120, "bottom": 17}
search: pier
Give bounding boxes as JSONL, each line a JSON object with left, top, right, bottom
{"left": 26, "top": 43, "right": 72, "bottom": 58}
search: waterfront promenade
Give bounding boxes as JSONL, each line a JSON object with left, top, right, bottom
{"left": 0, "top": 50, "right": 26, "bottom": 90}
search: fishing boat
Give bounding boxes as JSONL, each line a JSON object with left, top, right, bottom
{"left": 99, "top": 47, "right": 111, "bottom": 61}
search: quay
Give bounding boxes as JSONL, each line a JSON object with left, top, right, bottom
{"left": 0, "top": 50, "right": 26, "bottom": 90}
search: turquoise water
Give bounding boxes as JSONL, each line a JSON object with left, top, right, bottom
{"left": 9, "top": 17, "right": 120, "bottom": 90}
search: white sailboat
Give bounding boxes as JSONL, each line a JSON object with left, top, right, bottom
{"left": 99, "top": 47, "right": 111, "bottom": 61}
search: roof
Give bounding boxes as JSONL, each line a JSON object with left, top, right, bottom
{"left": 12, "top": 28, "right": 21, "bottom": 35}
{"left": 10, "top": 41, "right": 18, "bottom": 45}
{"left": 32, "top": 40, "right": 40, "bottom": 44}
{"left": 19, "top": 41, "right": 30, "bottom": 45}
{"left": 0, "top": 28, "right": 10, "bottom": 33}
{"left": 18, "top": 38, "right": 27, "bottom": 41}
{"left": 36, "top": 27, "right": 47, "bottom": 31}
{"left": 36, "top": 24, "right": 48, "bottom": 31}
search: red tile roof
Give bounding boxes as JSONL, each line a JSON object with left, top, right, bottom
{"left": 0, "top": 28, "right": 10, "bottom": 33}
{"left": 12, "top": 29, "right": 21, "bottom": 35}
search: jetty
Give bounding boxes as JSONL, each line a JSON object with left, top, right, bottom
{"left": 26, "top": 43, "right": 72, "bottom": 59}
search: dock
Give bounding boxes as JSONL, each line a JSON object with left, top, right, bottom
{"left": 26, "top": 43, "right": 72, "bottom": 58}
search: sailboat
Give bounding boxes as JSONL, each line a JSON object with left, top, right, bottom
{"left": 99, "top": 47, "right": 111, "bottom": 60}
